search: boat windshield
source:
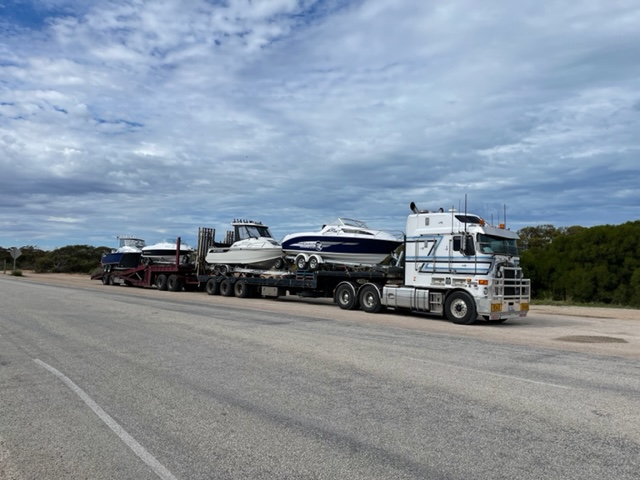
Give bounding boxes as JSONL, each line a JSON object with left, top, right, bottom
{"left": 236, "top": 225, "right": 273, "bottom": 240}
{"left": 336, "top": 218, "right": 369, "bottom": 228}
{"left": 477, "top": 233, "right": 519, "bottom": 256}
{"left": 118, "top": 237, "right": 146, "bottom": 248}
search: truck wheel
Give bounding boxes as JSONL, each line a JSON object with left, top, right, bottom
{"left": 109, "top": 275, "right": 117, "bottom": 286}
{"left": 205, "top": 278, "right": 219, "bottom": 295}
{"left": 220, "top": 278, "right": 234, "bottom": 297}
{"left": 167, "top": 274, "right": 182, "bottom": 292}
{"left": 234, "top": 279, "right": 253, "bottom": 298}
{"left": 359, "top": 284, "right": 383, "bottom": 313}
{"left": 156, "top": 274, "right": 168, "bottom": 291}
{"left": 445, "top": 291, "right": 477, "bottom": 325}
{"left": 335, "top": 283, "right": 359, "bottom": 310}
{"left": 102, "top": 274, "right": 110, "bottom": 285}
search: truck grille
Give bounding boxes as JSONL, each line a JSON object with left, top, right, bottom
{"left": 495, "top": 267, "right": 530, "bottom": 301}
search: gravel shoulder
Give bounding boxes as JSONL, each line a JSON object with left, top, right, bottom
{"left": 5, "top": 271, "right": 640, "bottom": 359}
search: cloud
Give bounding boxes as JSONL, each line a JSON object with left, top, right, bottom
{"left": 0, "top": 0, "right": 639, "bottom": 249}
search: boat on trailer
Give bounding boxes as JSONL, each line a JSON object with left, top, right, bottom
{"left": 141, "top": 240, "right": 195, "bottom": 265}
{"left": 101, "top": 236, "right": 146, "bottom": 270}
{"left": 205, "top": 219, "right": 283, "bottom": 273}
{"left": 281, "top": 218, "right": 403, "bottom": 269}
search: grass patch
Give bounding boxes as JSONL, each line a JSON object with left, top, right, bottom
{"left": 10, "top": 270, "right": 23, "bottom": 277}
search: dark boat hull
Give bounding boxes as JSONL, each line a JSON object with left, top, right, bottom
{"left": 101, "top": 252, "right": 142, "bottom": 269}
{"left": 282, "top": 235, "right": 402, "bottom": 265}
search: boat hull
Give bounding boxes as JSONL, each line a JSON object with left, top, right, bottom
{"left": 141, "top": 244, "right": 194, "bottom": 265}
{"left": 281, "top": 235, "right": 402, "bottom": 265}
{"left": 205, "top": 247, "right": 283, "bottom": 269}
{"left": 101, "top": 252, "right": 142, "bottom": 269}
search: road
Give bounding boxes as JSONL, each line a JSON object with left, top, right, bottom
{"left": 1, "top": 274, "right": 639, "bottom": 479}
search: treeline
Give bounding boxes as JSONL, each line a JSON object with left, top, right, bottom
{"left": 0, "top": 245, "right": 109, "bottom": 274}
{"left": 519, "top": 221, "right": 640, "bottom": 307}
{"left": 3, "top": 221, "right": 640, "bottom": 307}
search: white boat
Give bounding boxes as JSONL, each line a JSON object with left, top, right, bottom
{"left": 205, "top": 220, "right": 283, "bottom": 273}
{"left": 141, "top": 239, "right": 195, "bottom": 265}
{"left": 281, "top": 218, "right": 403, "bottom": 269}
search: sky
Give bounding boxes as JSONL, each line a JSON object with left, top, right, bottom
{"left": 1, "top": 0, "right": 639, "bottom": 250}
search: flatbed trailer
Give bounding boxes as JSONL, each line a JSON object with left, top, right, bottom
{"left": 197, "top": 268, "right": 403, "bottom": 307}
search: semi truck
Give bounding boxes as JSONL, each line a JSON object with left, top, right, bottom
{"left": 94, "top": 202, "right": 530, "bottom": 325}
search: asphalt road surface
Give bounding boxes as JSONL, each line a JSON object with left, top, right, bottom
{"left": 1, "top": 275, "right": 639, "bottom": 479}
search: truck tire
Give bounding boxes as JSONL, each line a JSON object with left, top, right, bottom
{"left": 335, "top": 282, "right": 359, "bottom": 310}
{"left": 445, "top": 291, "right": 477, "bottom": 325}
{"left": 102, "top": 274, "right": 110, "bottom": 285}
{"left": 220, "top": 278, "right": 234, "bottom": 297}
{"left": 205, "top": 278, "right": 219, "bottom": 295}
{"left": 167, "top": 274, "right": 182, "bottom": 292}
{"left": 234, "top": 279, "right": 252, "bottom": 298}
{"left": 359, "top": 284, "right": 383, "bottom": 313}
{"left": 156, "top": 274, "right": 168, "bottom": 291}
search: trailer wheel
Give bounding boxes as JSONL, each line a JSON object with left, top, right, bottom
{"left": 273, "top": 257, "right": 285, "bottom": 270}
{"left": 359, "top": 284, "right": 383, "bottom": 313}
{"left": 167, "top": 274, "right": 183, "bottom": 292}
{"left": 335, "top": 282, "right": 359, "bottom": 310}
{"left": 220, "top": 278, "right": 234, "bottom": 297}
{"left": 445, "top": 291, "right": 477, "bottom": 325}
{"left": 234, "top": 279, "right": 252, "bottom": 298}
{"left": 156, "top": 274, "right": 168, "bottom": 291}
{"left": 308, "top": 255, "right": 321, "bottom": 270}
{"left": 205, "top": 278, "right": 219, "bottom": 295}
{"left": 295, "top": 254, "right": 308, "bottom": 270}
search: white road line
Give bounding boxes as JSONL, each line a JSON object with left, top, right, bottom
{"left": 33, "top": 359, "right": 178, "bottom": 480}
{"left": 409, "top": 357, "right": 572, "bottom": 389}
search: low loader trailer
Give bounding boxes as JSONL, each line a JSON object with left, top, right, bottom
{"left": 91, "top": 238, "right": 200, "bottom": 291}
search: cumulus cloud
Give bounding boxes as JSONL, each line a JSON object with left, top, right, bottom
{"left": 0, "top": 0, "right": 639, "bottom": 248}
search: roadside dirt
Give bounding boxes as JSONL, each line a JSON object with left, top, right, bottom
{"left": 5, "top": 271, "right": 640, "bottom": 359}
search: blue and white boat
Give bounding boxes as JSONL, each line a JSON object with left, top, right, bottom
{"left": 281, "top": 218, "right": 403, "bottom": 269}
{"left": 101, "top": 236, "right": 146, "bottom": 270}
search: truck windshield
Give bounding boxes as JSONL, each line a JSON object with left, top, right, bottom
{"left": 477, "top": 234, "right": 519, "bottom": 256}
